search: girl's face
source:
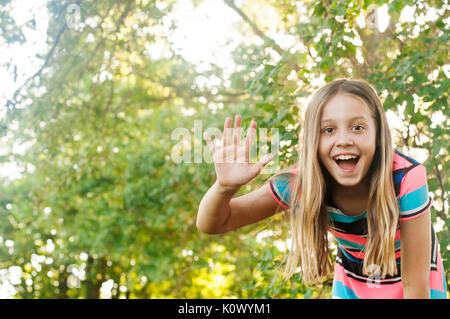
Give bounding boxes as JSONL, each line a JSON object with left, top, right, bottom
{"left": 318, "top": 93, "right": 377, "bottom": 188}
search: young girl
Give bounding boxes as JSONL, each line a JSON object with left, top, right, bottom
{"left": 197, "top": 79, "right": 447, "bottom": 299}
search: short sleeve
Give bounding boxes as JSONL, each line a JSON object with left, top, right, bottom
{"left": 268, "top": 168, "right": 298, "bottom": 209}
{"left": 398, "top": 164, "right": 433, "bottom": 221}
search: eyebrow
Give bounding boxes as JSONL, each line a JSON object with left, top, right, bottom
{"left": 320, "top": 116, "right": 368, "bottom": 124}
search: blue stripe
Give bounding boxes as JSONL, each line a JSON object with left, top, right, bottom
{"left": 398, "top": 184, "right": 428, "bottom": 212}
{"left": 332, "top": 280, "right": 360, "bottom": 299}
{"left": 339, "top": 245, "right": 363, "bottom": 264}
{"left": 444, "top": 270, "right": 447, "bottom": 293}
{"left": 274, "top": 179, "right": 291, "bottom": 204}
{"left": 328, "top": 211, "right": 367, "bottom": 223}
{"left": 430, "top": 289, "right": 447, "bottom": 299}
{"left": 429, "top": 267, "right": 447, "bottom": 299}
{"left": 394, "top": 172, "right": 404, "bottom": 184}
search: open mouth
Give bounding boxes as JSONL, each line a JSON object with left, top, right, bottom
{"left": 333, "top": 155, "right": 360, "bottom": 172}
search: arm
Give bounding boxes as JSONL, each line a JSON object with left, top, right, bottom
{"left": 196, "top": 114, "right": 281, "bottom": 234}
{"left": 197, "top": 181, "right": 283, "bottom": 234}
{"left": 400, "top": 209, "right": 431, "bottom": 298}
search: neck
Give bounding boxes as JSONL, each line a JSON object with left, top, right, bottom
{"left": 330, "top": 176, "right": 371, "bottom": 198}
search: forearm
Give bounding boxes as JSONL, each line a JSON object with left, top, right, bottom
{"left": 196, "top": 181, "right": 239, "bottom": 234}
{"left": 400, "top": 211, "right": 432, "bottom": 299}
{"left": 402, "top": 260, "right": 430, "bottom": 299}
{"left": 403, "top": 283, "right": 430, "bottom": 299}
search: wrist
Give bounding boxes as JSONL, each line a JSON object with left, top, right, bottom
{"left": 214, "top": 181, "right": 241, "bottom": 195}
{"left": 402, "top": 285, "right": 430, "bottom": 299}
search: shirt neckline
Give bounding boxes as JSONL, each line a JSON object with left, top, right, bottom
{"left": 325, "top": 204, "right": 367, "bottom": 217}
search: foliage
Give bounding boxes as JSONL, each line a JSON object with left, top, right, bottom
{"left": 0, "top": 0, "right": 448, "bottom": 298}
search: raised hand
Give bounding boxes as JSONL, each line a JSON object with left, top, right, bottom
{"left": 203, "top": 114, "right": 273, "bottom": 193}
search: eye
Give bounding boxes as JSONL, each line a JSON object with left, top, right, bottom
{"left": 352, "top": 125, "right": 364, "bottom": 131}
{"left": 321, "top": 127, "right": 334, "bottom": 134}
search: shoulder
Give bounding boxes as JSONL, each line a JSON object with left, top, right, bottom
{"left": 393, "top": 149, "right": 421, "bottom": 171}
{"left": 392, "top": 150, "right": 433, "bottom": 221}
{"left": 392, "top": 150, "right": 426, "bottom": 197}
{"left": 268, "top": 167, "right": 298, "bottom": 209}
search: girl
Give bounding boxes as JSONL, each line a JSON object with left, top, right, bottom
{"left": 197, "top": 79, "right": 447, "bottom": 299}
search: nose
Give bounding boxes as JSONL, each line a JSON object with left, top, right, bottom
{"left": 335, "top": 129, "right": 354, "bottom": 147}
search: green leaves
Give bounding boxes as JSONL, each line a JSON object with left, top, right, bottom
{"left": 0, "top": 0, "right": 448, "bottom": 299}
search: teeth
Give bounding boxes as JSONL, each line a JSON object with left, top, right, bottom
{"left": 334, "top": 155, "right": 359, "bottom": 160}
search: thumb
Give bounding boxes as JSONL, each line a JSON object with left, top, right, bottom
{"left": 249, "top": 153, "right": 274, "bottom": 177}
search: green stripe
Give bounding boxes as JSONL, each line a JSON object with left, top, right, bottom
{"left": 336, "top": 237, "right": 365, "bottom": 250}
{"left": 328, "top": 211, "right": 367, "bottom": 223}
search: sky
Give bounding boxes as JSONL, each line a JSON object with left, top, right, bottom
{"left": 0, "top": 0, "right": 244, "bottom": 181}
{"left": 0, "top": 0, "right": 49, "bottom": 181}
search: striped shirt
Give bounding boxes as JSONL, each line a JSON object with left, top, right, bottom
{"left": 268, "top": 150, "right": 447, "bottom": 299}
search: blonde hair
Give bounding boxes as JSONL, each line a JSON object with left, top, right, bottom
{"left": 284, "top": 79, "right": 399, "bottom": 284}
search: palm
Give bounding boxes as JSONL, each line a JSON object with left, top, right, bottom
{"left": 212, "top": 144, "right": 254, "bottom": 186}
{"left": 204, "top": 115, "right": 273, "bottom": 190}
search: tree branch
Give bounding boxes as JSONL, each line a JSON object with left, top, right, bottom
{"left": 223, "top": 0, "right": 300, "bottom": 72}
{"left": 132, "top": 70, "right": 246, "bottom": 104}
{"left": 5, "top": 0, "right": 82, "bottom": 110}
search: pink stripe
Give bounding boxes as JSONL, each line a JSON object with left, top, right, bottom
{"left": 399, "top": 210, "right": 426, "bottom": 221}
{"left": 329, "top": 229, "right": 367, "bottom": 245}
{"left": 393, "top": 152, "right": 410, "bottom": 171}
{"left": 332, "top": 230, "right": 401, "bottom": 259}
{"left": 339, "top": 246, "right": 401, "bottom": 260}
{"left": 334, "top": 249, "right": 445, "bottom": 298}
{"left": 398, "top": 164, "right": 427, "bottom": 197}
{"left": 341, "top": 246, "right": 365, "bottom": 259}
{"left": 430, "top": 250, "right": 445, "bottom": 292}
{"left": 335, "top": 263, "right": 404, "bottom": 299}
{"left": 331, "top": 228, "right": 399, "bottom": 244}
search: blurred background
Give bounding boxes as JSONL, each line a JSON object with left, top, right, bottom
{"left": 0, "top": 0, "right": 448, "bottom": 298}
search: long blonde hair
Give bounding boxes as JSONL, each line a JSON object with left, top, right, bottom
{"left": 284, "top": 79, "right": 399, "bottom": 284}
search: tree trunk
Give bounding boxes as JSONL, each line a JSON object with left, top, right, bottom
{"left": 85, "top": 256, "right": 107, "bottom": 299}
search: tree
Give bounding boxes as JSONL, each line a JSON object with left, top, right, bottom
{"left": 0, "top": 0, "right": 448, "bottom": 298}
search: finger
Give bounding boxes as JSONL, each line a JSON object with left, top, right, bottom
{"left": 245, "top": 120, "right": 257, "bottom": 163}
{"left": 232, "top": 114, "right": 242, "bottom": 145}
{"left": 249, "top": 153, "right": 274, "bottom": 178}
{"left": 203, "top": 131, "right": 215, "bottom": 154}
{"left": 222, "top": 117, "right": 232, "bottom": 160}
{"left": 232, "top": 114, "right": 242, "bottom": 160}
{"left": 222, "top": 117, "right": 232, "bottom": 147}
{"left": 259, "top": 153, "right": 274, "bottom": 166}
